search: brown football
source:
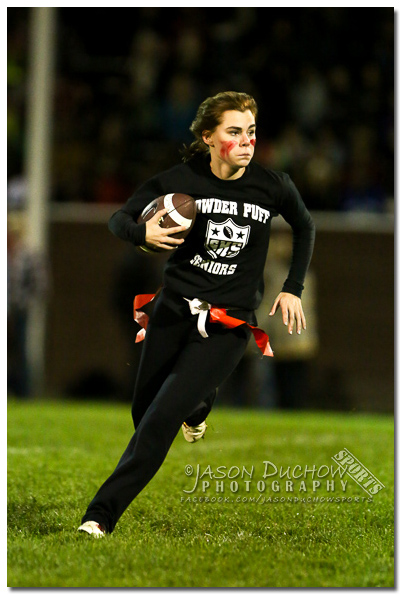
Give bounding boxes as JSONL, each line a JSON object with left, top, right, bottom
{"left": 137, "top": 193, "right": 197, "bottom": 253}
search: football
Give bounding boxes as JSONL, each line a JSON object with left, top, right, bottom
{"left": 137, "top": 193, "right": 197, "bottom": 253}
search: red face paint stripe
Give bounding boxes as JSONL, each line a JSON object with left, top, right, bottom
{"left": 220, "top": 140, "right": 237, "bottom": 159}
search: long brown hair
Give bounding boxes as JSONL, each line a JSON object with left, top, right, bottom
{"left": 181, "top": 91, "right": 258, "bottom": 162}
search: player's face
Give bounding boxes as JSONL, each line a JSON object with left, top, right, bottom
{"left": 204, "top": 110, "right": 256, "bottom": 169}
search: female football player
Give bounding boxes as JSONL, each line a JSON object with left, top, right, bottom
{"left": 78, "top": 91, "right": 315, "bottom": 536}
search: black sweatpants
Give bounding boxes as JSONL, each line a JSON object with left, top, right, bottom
{"left": 82, "top": 289, "right": 251, "bottom": 533}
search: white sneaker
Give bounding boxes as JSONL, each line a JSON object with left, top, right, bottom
{"left": 77, "top": 520, "right": 105, "bottom": 538}
{"left": 182, "top": 421, "right": 207, "bottom": 443}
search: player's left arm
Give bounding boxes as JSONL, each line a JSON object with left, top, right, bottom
{"left": 271, "top": 174, "right": 315, "bottom": 335}
{"left": 269, "top": 291, "right": 306, "bottom": 335}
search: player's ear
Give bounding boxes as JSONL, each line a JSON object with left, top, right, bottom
{"left": 202, "top": 130, "right": 214, "bottom": 147}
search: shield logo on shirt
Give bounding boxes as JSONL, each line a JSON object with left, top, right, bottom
{"left": 205, "top": 218, "right": 251, "bottom": 259}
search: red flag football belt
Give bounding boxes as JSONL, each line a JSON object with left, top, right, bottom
{"left": 133, "top": 293, "right": 273, "bottom": 357}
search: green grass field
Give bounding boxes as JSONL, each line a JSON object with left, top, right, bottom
{"left": 7, "top": 398, "right": 394, "bottom": 588}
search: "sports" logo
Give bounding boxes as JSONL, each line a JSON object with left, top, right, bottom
{"left": 205, "top": 218, "right": 250, "bottom": 259}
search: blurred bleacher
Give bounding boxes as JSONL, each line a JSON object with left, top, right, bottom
{"left": 8, "top": 7, "right": 394, "bottom": 213}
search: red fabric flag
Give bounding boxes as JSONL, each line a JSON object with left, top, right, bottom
{"left": 133, "top": 293, "right": 273, "bottom": 357}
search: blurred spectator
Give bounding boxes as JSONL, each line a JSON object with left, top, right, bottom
{"left": 160, "top": 74, "right": 200, "bottom": 145}
{"left": 7, "top": 212, "right": 49, "bottom": 397}
{"left": 290, "top": 65, "right": 329, "bottom": 134}
{"left": 7, "top": 175, "right": 28, "bottom": 210}
{"left": 326, "top": 65, "right": 354, "bottom": 135}
{"left": 303, "top": 127, "right": 345, "bottom": 210}
{"left": 359, "top": 62, "right": 383, "bottom": 127}
{"left": 175, "top": 27, "right": 204, "bottom": 73}
{"left": 340, "top": 124, "right": 387, "bottom": 212}
{"left": 128, "top": 27, "right": 166, "bottom": 102}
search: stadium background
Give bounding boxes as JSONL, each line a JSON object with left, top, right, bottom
{"left": 7, "top": 7, "right": 394, "bottom": 412}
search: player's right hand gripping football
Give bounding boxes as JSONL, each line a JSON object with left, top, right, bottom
{"left": 144, "top": 208, "right": 187, "bottom": 251}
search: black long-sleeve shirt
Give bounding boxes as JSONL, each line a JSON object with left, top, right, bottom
{"left": 109, "top": 154, "right": 315, "bottom": 316}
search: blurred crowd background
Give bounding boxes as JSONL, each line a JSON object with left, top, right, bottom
{"left": 8, "top": 7, "right": 394, "bottom": 212}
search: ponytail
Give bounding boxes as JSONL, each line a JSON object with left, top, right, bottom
{"left": 180, "top": 139, "right": 209, "bottom": 162}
